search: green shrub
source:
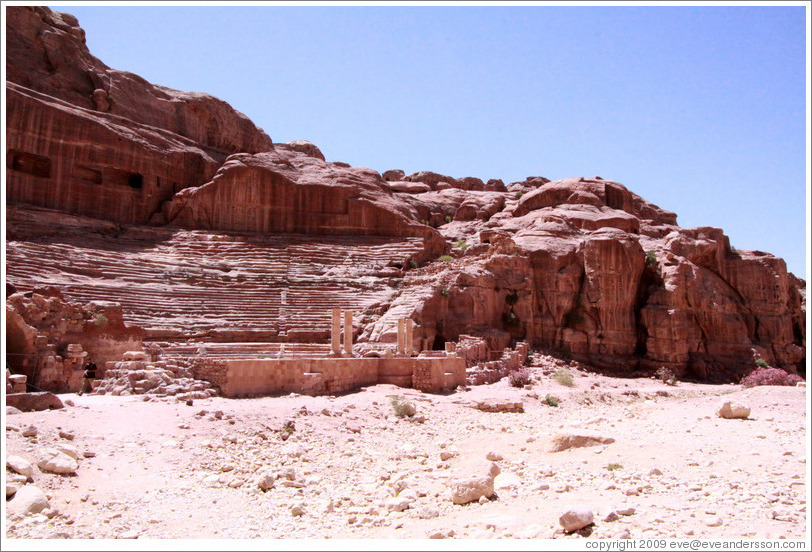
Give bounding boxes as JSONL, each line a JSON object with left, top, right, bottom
{"left": 438, "top": 255, "right": 453, "bottom": 262}
{"left": 605, "top": 463, "right": 623, "bottom": 471}
{"left": 515, "top": 191, "right": 523, "bottom": 199}
{"left": 93, "top": 313, "right": 108, "bottom": 328}
{"left": 553, "top": 367, "right": 574, "bottom": 387}
{"left": 390, "top": 395, "right": 416, "bottom": 418}
{"left": 445, "top": 215, "right": 452, "bottom": 223}
{"left": 544, "top": 394, "right": 559, "bottom": 407}
{"left": 754, "top": 357, "right": 769, "bottom": 369}
{"left": 439, "top": 287, "right": 450, "bottom": 297}
{"left": 454, "top": 239, "right": 469, "bottom": 251}
{"left": 409, "top": 259, "right": 417, "bottom": 269}
{"left": 645, "top": 250, "right": 657, "bottom": 267}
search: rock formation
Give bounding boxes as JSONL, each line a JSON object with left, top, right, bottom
{"left": 5, "top": 6, "right": 806, "bottom": 394}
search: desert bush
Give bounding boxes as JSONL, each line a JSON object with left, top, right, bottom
{"left": 439, "top": 287, "right": 450, "bottom": 297}
{"left": 438, "top": 255, "right": 453, "bottom": 262}
{"left": 645, "top": 250, "right": 657, "bottom": 267}
{"left": 741, "top": 367, "right": 804, "bottom": 388}
{"left": 544, "top": 394, "right": 559, "bottom": 407}
{"left": 655, "top": 366, "right": 678, "bottom": 386}
{"left": 280, "top": 420, "right": 295, "bottom": 440}
{"left": 754, "top": 357, "right": 770, "bottom": 369}
{"left": 508, "top": 367, "right": 532, "bottom": 388}
{"left": 93, "top": 313, "right": 108, "bottom": 328}
{"left": 515, "top": 191, "right": 523, "bottom": 199}
{"left": 409, "top": 259, "right": 417, "bottom": 269}
{"left": 605, "top": 463, "right": 623, "bottom": 471}
{"left": 390, "top": 395, "right": 416, "bottom": 418}
{"left": 553, "top": 367, "right": 574, "bottom": 387}
{"left": 454, "top": 239, "right": 469, "bottom": 251}
{"left": 445, "top": 215, "right": 452, "bottom": 223}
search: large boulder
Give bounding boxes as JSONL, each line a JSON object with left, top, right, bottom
{"left": 5, "top": 392, "right": 64, "bottom": 412}
{"left": 6, "top": 485, "right": 50, "bottom": 517}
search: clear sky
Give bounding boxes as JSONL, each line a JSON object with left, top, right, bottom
{"left": 49, "top": 2, "right": 809, "bottom": 279}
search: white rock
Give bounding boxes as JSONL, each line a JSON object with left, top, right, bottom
{"left": 717, "top": 401, "right": 750, "bottom": 419}
{"left": 7, "top": 455, "right": 34, "bottom": 478}
{"left": 416, "top": 506, "right": 440, "bottom": 519}
{"left": 254, "top": 470, "right": 276, "bottom": 492}
{"left": 450, "top": 476, "right": 495, "bottom": 505}
{"left": 55, "top": 444, "right": 80, "bottom": 461}
{"left": 7, "top": 485, "right": 50, "bottom": 517}
{"left": 386, "top": 497, "right": 411, "bottom": 512}
{"left": 37, "top": 448, "right": 78, "bottom": 475}
{"left": 559, "top": 505, "right": 594, "bottom": 532}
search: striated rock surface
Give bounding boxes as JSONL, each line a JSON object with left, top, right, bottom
{"left": 4, "top": 7, "right": 806, "bottom": 387}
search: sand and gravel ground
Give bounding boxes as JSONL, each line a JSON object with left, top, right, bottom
{"left": 4, "top": 362, "right": 809, "bottom": 546}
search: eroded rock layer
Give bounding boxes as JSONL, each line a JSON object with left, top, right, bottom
{"left": 5, "top": 7, "right": 806, "bottom": 388}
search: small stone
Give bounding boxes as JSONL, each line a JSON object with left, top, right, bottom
{"left": 58, "top": 430, "right": 75, "bottom": 440}
{"left": 440, "top": 451, "right": 456, "bottom": 461}
{"left": 428, "top": 529, "right": 455, "bottom": 539}
{"left": 291, "top": 503, "right": 306, "bottom": 517}
{"left": 7, "top": 455, "right": 34, "bottom": 479}
{"left": 559, "top": 505, "right": 594, "bottom": 533}
{"left": 386, "top": 497, "right": 411, "bottom": 512}
{"left": 416, "top": 506, "right": 439, "bottom": 519}
{"left": 706, "top": 516, "right": 723, "bottom": 527}
{"left": 37, "top": 448, "right": 78, "bottom": 475}
{"left": 616, "top": 507, "right": 636, "bottom": 516}
{"left": 450, "top": 476, "right": 495, "bottom": 505}
{"left": 717, "top": 400, "right": 750, "bottom": 419}
{"left": 486, "top": 451, "right": 503, "bottom": 461}
{"left": 21, "top": 425, "right": 38, "bottom": 438}
{"left": 649, "top": 468, "right": 663, "bottom": 476}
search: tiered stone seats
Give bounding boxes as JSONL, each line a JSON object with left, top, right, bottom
{"left": 6, "top": 211, "right": 428, "bottom": 361}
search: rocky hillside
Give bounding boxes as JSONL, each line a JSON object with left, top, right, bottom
{"left": 5, "top": 6, "right": 805, "bottom": 386}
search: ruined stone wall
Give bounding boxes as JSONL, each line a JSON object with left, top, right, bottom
{"left": 215, "top": 356, "right": 465, "bottom": 398}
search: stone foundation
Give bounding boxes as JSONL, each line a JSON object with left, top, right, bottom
{"left": 218, "top": 355, "right": 466, "bottom": 398}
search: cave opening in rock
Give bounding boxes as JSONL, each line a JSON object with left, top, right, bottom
{"left": 128, "top": 172, "right": 143, "bottom": 189}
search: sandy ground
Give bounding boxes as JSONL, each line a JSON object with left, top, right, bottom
{"left": 3, "top": 361, "right": 810, "bottom": 546}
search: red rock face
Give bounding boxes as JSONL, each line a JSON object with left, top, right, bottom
{"left": 4, "top": 7, "right": 806, "bottom": 384}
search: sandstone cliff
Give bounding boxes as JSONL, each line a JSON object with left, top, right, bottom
{"left": 5, "top": 7, "right": 806, "bottom": 387}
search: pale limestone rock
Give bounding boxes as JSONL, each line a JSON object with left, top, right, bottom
{"left": 450, "top": 475, "right": 495, "bottom": 505}
{"left": 386, "top": 497, "right": 411, "bottom": 512}
{"left": 37, "top": 448, "right": 78, "bottom": 475}
{"left": 559, "top": 505, "right": 594, "bottom": 532}
{"left": 717, "top": 401, "right": 750, "bottom": 419}
{"left": 7, "top": 485, "right": 50, "bottom": 517}
{"left": 7, "top": 455, "right": 34, "bottom": 478}
{"left": 546, "top": 431, "right": 615, "bottom": 452}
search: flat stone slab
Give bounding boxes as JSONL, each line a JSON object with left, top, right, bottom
{"left": 5, "top": 392, "right": 64, "bottom": 412}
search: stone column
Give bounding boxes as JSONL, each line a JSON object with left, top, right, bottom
{"left": 397, "top": 318, "right": 406, "bottom": 355}
{"left": 344, "top": 310, "right": 353, "bottom": 356}
{"left": 406, "top": 319, "right": 414, "bottom": 357}
{"left": 331, "top": 308, "right": 342, "bottom": 355}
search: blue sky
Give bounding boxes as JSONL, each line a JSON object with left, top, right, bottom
{"left": 54, "top": 2, "right": 809, "bottom": 278}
